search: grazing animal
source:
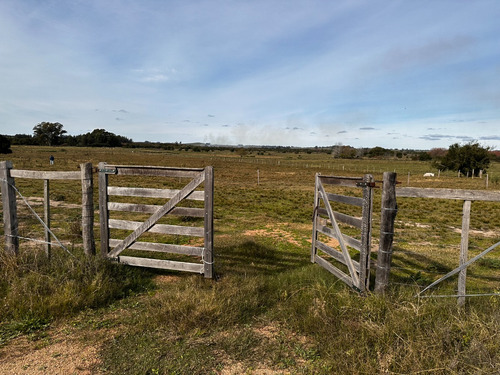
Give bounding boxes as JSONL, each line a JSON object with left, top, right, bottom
{"left": 423, "top": 172, "right": 434, "bottom": 177}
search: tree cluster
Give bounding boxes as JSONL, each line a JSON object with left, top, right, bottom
{"left": 0, "top": 134, "right": 12, "bottom": 154}
{"left": 6, "top": 122, "right": 131, "bottom": 148}
{"left": 434, "top": 142, "right": 491, "bottom": 176}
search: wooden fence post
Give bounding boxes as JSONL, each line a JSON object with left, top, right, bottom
{"left": 44, "top": 179, "right": 51, "bottom": 258}
{"left": 81, "top": 163, "right": 95, "bottom": 256}
{"left": 0, "top": 161, "right": 19, "bottom": 255}
{"left": 311, "top": 173, "right": 320, "bottom": 263}
{"left": 98, "top": 162, "right": 110, "bottom": 256}
{"left": 374, "top": 172, "right": 398, "bottom": 293}
{"left": 359, "top": 174, "right": 374, "bottom": 292}
{"left": 458, "top": 200, "right": 471, "bottom": 306}
{"left": 203, "top": 166, "right": 214, "bottom": 279}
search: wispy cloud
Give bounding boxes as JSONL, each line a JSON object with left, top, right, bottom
{"left": 0, "top": 0, "right": 499, "bottom": 149}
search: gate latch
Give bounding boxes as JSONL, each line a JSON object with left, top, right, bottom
{"left": 356, "top": 181, "right": 376, "bottom": 188}
{"left": 99, "top": 167, "right": 117, "bottom": 174}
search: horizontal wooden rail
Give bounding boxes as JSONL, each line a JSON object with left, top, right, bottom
{"left": 316, "top": 240, "right": 361, "bottom": 272}
{"left": 396, "top": 187, "right": 500, "bottom": 202}
{"left": 117, "top": 256, "right": 204, "bottom": 273}
{"left": 314, "top": 256, "right": 352, "bottom": 286}
{"left": 317, "top": 208, "right": 362, "bottom": 229}
{"left": 108, "top": 186, "right": 204, "bottom": 200}
{"left": 102, "top": 164, "right": 203, "bottom": 178}
{"left": 109, "top": 219, "right": 204, "bottom": 237}
{"left": 109, "top": 239, "right": 203, "bottom": 256}
{"left": 325, "top": 192, "right": 364, "bottom": 207}
{"left": 108, "top": 202, "right": 204, "bottom": 217}
{"left": 319, "top": 175, "right": 363, "bottom": 188}
{"left": 10, "top": 169, "right": 81, "bottom": 180}
{"left": 316, "top": 223, "right": 362, "bottom": 251}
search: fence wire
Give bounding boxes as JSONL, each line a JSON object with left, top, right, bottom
{"left": 378, "top": 197, "right": 500, "bottom": 298}
{"left": 1, "top": 177, "right": 75, "bottom": 256}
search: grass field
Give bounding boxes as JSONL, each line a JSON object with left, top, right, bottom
{"left": 1, "top": 145, "right": 499, "bottom": 374}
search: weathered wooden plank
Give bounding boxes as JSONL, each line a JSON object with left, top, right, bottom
{"left": 358, "top": 174, "right": 374, "bottom": 292}
{"left": 108, "top": 186, "right": 204, "bottom": 201}
{"left": 317, "top": 208, "right": 362, "bottom": 228}
{"left": 311, "top": 174, "right": 321, "bottom": 263}
{"left": 114, "top": 166, "right": 203, "bottom": 178}
{"left": 0, "top": 161, "right": 19, "bottom": 255}
{"left": 319, "top": 175, "right": 363, "bottom": 188}
{"left": 396, "top": 187, "right": 500, "bottom": 202}
{"left": 108, "top": 202, "right": 204, "bottom": 217}
{"left": 325, "top": 192, "right": 364, "bottom": 207}
{"left": 316, "top": 240, "right": 360, "bottom": 272}
{"left": 458, "top": 200, "right": 471, "bottom": 306}
{"left": 109, "top": 164, "right": 204, "bottom": 172}
{"left": 375, "top": 172, "right": 398, "bottom": 293}
{"left": 314, "top": 255, "right": 353, "bottom": 286}
{"left": 10, "top": 169, "right": 81, "bottom": 180}
{"left": 109, "top": 219, "right": 204, "bottom": 237}
{"left": 81, "top": 163, "right": 95, "bottom": 256}
{"left": 317, "top": 224, "right": 362, "bottom": 251}
{"left": 108, "top": 171, "right": 206, "bottom": 258}
{"left": 98, "top": 162, "right": 110, "bottom": 255}
{"left": 117, "top": 256, "right": 204, "bottom": 273}
{"left": 109, "top": 239, "right": 203, "bottom": 256}
{"left": 203, "top": 166, "right": 214, "bottom": 279}
{"left": 317, "top": 180, "right": 359, "bottom": 286}
{"left": 44, "top": 179, "right": 51, "bottom": 258}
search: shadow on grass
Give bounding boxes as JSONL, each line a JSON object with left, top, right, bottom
{"left": 214, "top": 237, "right": 309, "bottom": 278}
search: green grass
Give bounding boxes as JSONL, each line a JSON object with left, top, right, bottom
{"left": 1, "top": 146, "right": 500, "bottom": 373}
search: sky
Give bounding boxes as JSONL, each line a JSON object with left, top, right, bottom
{"left": 1, "top": 0, "right": 500, "bottom": 150}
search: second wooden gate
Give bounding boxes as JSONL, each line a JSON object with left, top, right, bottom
{"left": 99, "top": 163, "right": 214, "bottom": 278}
{"left": 311, "top": 174, "right": 375, "bottom": 292}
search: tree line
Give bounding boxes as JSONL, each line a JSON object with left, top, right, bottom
{"left": 2, "top": 122, "right": 132, "bottom": 149}
{"left": 0, "top": 122, "right": 498, "bottom": 176}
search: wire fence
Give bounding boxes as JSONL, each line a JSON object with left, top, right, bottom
{"left": 380, "top": 198, "right": 500, "bottom": 298}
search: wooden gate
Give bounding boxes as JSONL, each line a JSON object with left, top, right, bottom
{"left": 311, "top": 174, "right": 375, "bottom": 292}
{"left": 98, "top": 163, "right": 214, "bottom": 278}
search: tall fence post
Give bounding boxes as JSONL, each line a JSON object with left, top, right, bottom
{"left": 458, "top": 200, "right": 471, "bottom": 306}
{"left": 44, "top": 179, "right": 51, "bottom": 258}
{"left": 374, "top": 172, "right": 398, "bottom": 293}
{"left": 203, "top": 166, "right": 214, "bottom": 279}
{"left": 0, "top": 161, "right": 19, "bottom": 255}
{"left": 98, "top": 162, "right": 110, "bottom": 256}
{"left": 81, "top": 163, "right": 95, "bottom": 256}
{"left": 359, "top": 174, "right": 374, "bottom": 292}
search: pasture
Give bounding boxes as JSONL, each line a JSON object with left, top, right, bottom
{"left": 1, "top": 145, "right": 500, "bottom": 374}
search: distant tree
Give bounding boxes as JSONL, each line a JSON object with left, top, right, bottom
{"left": 77, "top": 129, "right": 131, "bottom": 147}
{"left": 437, "top": 142, "right": 491, "bottom": 176}
{"left": 10, "top": 134, "right": 36, "bottom": 145}
{"left": 418, "top": 152, "right": 432, "bottom": 161}
{"left": 33, "top": 122, "right": 67, "bottom": 146}
{"left": 0, "top": 134, "right": 12, "bottom": 154}
{"left": 428, "top": 148, "right": 447, "bottom": 159}
{"left": 367, "top": 146, "right": 389, "bottom": 158}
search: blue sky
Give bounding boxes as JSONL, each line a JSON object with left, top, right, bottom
{"left": 1, "top": 0, "right": 499, "bottom": 149}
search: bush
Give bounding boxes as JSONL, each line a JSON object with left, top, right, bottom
{"left": 0, "top": 134, "right": 12, "bottom": 154}
{"left": 436, "top": 142, "right": 490, "bottom": 176}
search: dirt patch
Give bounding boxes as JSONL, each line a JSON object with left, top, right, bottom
{"left": 0, "top": 334, "right": 101, "bottom": 375}
{"left": 244, "top": 224, "right": 302, "bottom": 247}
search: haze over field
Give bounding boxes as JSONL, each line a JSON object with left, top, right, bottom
{"left": 1, "top": 0, "right": 499, "bottom": 149}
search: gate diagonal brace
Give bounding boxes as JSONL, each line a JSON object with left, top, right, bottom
{"left": 107, "top": 170, "right": 205, "bottom": 259}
